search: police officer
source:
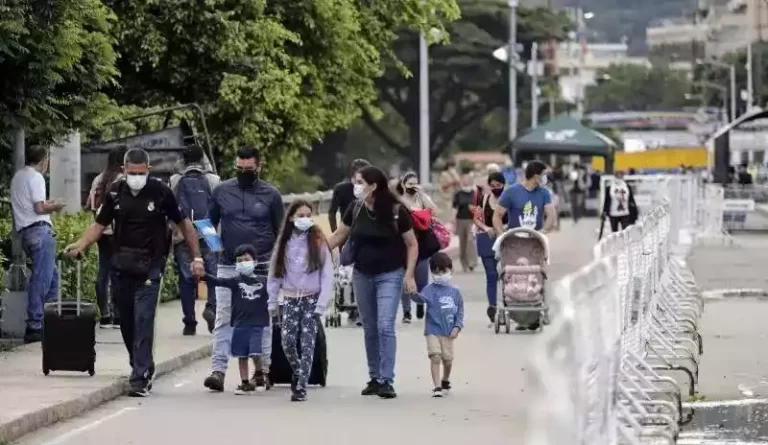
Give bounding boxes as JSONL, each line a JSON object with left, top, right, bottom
{"left": 65, "top": 148, "right": 205, "bottom": 397}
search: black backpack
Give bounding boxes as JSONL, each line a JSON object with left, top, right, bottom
{"left": 174, "top": 171, "right": 212, "bottom": 222}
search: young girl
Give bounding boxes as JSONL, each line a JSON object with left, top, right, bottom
{"left": 267, "top": 200, "right": 334, "bottom": 402}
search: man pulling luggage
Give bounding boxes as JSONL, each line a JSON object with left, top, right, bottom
{"left": 65, "top": 148, "right": 205, "bottom": 397}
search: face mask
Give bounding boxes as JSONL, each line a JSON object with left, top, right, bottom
{"left": 491, "top": 188, "right": 503, "bottom": 197}
{"left": 236, "top": 261, "right": 255, "bottom": 276}
{"left": 540, "top": 174, "right": 548, "bottom": 186}
{"left": 405, "top": 187, "right": 417, "bottom": 195}
{"left": 462, "top": 186, "right": 474, "bottom": 192}
{"left": 236, "top": 170, "right": 257, "bottom": 188}
{"left": 433, "top": 273, "right": 452, "bottom": 286}
{"left": 126, "top": 174, "right": 148, "bottom": 191}
{"left": 293, "top": 217, "right": 313, "bottom": 232}
{"left": 353, "top": 183, "right": 366, "bottom": 199}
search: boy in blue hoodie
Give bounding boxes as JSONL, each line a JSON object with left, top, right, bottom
{"left": 410, "top": 252, "right": 465, "bottom": 397}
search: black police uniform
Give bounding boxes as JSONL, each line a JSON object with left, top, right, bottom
{"left": 95, "top": 177, "right": 185, "bottom": 391}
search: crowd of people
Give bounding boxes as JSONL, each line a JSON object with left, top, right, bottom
{"left": 10, "top": 141, "right": 651, "bottom": 402}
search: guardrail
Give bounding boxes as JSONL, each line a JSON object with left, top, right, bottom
{"left": 526, "top": 175, "right": 709, "bottom": 445}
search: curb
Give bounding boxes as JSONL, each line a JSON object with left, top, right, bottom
{"left": 702, "top": 288, "right": 768, "bottom": 301}
{"left": 0, "top": 343, "right": 212, "bottom": 443}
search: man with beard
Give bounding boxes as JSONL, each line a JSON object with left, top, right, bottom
{"left": 202, "top": 146, "right": 284, "bottom": 392}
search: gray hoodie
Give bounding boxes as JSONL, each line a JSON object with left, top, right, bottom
{"left": 209, "top": 178, "right": 284, "bottom": 265}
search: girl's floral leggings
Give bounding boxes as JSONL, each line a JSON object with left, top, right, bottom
{"left": 281, "top": 294, "right": 319, "bottom": 390}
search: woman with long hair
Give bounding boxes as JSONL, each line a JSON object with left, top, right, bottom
{"left": 473, "top": 171, "right": 507, "bottom": 324}
{"left": 267, "top": 199, "right": 334, "bottom": 402}
{"left": 87, "top": 145, "right": 127, "bottom": 327}
{"left": 328, "top": 165, "right": 419, "bottom": 399}
{"left": 394, "top": 171, "right": 436, "bottom": 323}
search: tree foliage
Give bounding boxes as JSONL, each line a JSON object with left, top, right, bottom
{"left": 0, "top": 0, "right": 118, "bottom": 149}
{"left": 104, "top": 0, "right": 459, "bottom": 183}
{"left": 585, "top": 63, "right": 696, "bottom": 112}
{"left": 695, "top": 43, "right": 768, "bottom": 116}
{"left": 361, "top": 2, "right": 573, "bottom": 166}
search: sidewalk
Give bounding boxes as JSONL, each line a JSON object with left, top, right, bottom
{"left": 0, "top": 301, "right": 211, "bottom": 443}
{"left": 687, "top": 234, "right": 768, "bottom": 400}
{"left": 0, "top": 220, "right": 598, "bottom": 444}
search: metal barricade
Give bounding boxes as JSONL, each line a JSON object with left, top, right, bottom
{"left": 526, "top": 175, "right": 708, "bottom": 445}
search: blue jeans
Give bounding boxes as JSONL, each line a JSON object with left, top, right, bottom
{"left": 174, "top": 242, "right": 218, "bottom": 326}
{"left": 480, "top": 256, "right": 498, "bottom": 307}
{"left": 476, "top": 232, "right": 498, "bottom": 307}
{"left": 111, "top": 264, "right": 164, "bottom": 386}
{"left": 96, "top": 235, "right": 114, "bottom": 320}
{"left": 354, "top": 268, "right": 404, "bottom": 384}
{"left": 401, "top": 258, "right": 429, "bottom": 314}
{"left": 20, "top": 224, "right": 58, "bottom": 330}
{"left": 211, "top": 264, "right": 272, "bottom": 374}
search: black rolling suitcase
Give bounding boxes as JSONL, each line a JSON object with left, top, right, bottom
{"left": 42, "top": 255, "right": 97, "bottom": 376}
{"left": 269, "top": 309, "right": 328, "bottom": 387}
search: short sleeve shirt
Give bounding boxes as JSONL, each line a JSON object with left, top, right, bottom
{"left": 498, "top": 183, "right": 551, "bottom": 230}
{"left": 10, "top": 167, "right": 51, "bottom": 231}
{"left": 96, "top": 179, "right": 184, "bottom": 260}
{"left": 342, "top": 203, "right": 413, "bottom": 274}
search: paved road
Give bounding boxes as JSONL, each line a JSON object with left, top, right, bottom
{"left": 15, "top": 221, "right": 601, "bottom": 445}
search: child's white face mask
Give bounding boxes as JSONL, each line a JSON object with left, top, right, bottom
{"left": 236, "top": 261, "right": 255, "bottom": 276}
{"left": 433, "top": 273, "right": 452, "bottom": 286}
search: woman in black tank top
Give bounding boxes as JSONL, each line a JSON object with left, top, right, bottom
{"left": 474, "top": 172, "right": 507, "bottom": 323}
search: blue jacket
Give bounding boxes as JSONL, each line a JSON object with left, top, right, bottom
{"left": 209, "top": 178, "right": 284, "bottom": 264}
{"left": 412, "top": 283, "right": 465, "bottom": 337}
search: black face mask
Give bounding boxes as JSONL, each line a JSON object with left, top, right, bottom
{"left": 491, "top": 188, "right": 503, "bottom": 197}
{"left": 236, "top": 170, "right": 257, "bottom": 188}
{"left": 405, "top": 187, "right": 417, "bottom": 195}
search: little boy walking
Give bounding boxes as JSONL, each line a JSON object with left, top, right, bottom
{"left": 410, "top": 252, "right": 465, "bottom": 397}
{"left": 205, "top": 244, "right": 270, "bottom": 394}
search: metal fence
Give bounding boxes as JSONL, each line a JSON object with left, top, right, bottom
{"left": 526, "top": 175, "right": 708, "bottom": 445}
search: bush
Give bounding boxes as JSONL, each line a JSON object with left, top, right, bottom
{"left": 0, "top": 211, "right": 179, "bottom": 312}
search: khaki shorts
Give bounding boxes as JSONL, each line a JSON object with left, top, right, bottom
{"left": 426, "top": 335, "right": 455, "bottom": 362}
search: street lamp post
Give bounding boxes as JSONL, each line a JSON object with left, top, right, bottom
{"left": 508, "top": 0, "right": 518, "bottom": 142}
{"left": 418, "top": 31, "right": 430, "bottom": 185}
{"left": 693, "top": 80, "right": 729, "bottom": 122}
{"left": 697, "top": 58, "right": 737, "bottom": 122}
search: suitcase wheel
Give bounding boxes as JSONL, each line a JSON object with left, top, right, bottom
{"left": 43, "top": 367, "right": 50, "bottom": 376}
{"left": 88, "top": 367, "right": 95, "bottom": 377}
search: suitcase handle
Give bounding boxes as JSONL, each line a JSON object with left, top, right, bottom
{"left": 56, "top": 252, "right": 83, "bottom": 317}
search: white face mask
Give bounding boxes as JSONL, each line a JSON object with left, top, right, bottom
{"left": 293, "top": 217, "right": 313, "bottom": 232}
{"left": 540, "top": 174, "right": 548, "bottom": 186}
{"left": 353, "top": 183, "right": 366, "bottom": 200}
{"left": 235, "top": 261, "right": 255, "bottom": 276}
{"left": 433, "top": 273, "right": 452, "bottom": 286}
{"left": 126, "top": 174, "right": 148, "bottom": 191}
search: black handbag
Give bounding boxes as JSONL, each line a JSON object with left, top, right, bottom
{"left": 340, "top": 202, "right": 363, "bottom": 266}
{"left": 111, "top": 247, "right": 152, "bottom": 276}
{"left": 416, "top": 227, "right": 441, "bottom": 260}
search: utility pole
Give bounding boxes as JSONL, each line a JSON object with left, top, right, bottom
{"left": 747, "top": 41, "right": 755, "bottom": 109}
{"left": 729, "top": 63, "right": 737, "bottom": 121}
{"left": 418, "top": 31, "right": 430, "bottom": 185}
{"left": 508, "top": 0, "right": 518, "bottom": 142}
{"left": 531, "top": 41, "right": 539, "bottom": 128}
{"left": 575, "top": 7, "right": 586, "bottom": 118}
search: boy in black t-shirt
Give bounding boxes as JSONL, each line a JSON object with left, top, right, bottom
{"left": 205, "top": 244, "right": 270, "bottom": 395}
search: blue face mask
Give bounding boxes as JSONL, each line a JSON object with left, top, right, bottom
{"left": 293, "top": 217, "right": 313, "bottom": 232}
{"left": 236, "top": 261, "right": 255, "bottom": 276}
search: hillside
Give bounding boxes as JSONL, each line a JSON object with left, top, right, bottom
{"left": 579, "top": 0, "right": 692, "bottom": 54}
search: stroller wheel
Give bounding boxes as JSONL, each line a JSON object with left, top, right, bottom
{"left": 505, "top": 321, "right": 511, "bottom": 334}
{"left": 494, "top": 316, "right": 501, "bottom": 334}
{"left": 542, "top": 310, "right": 550, "bottom": 326}
{"left": 325, "top": 316, "right": 330, "bottom": 328}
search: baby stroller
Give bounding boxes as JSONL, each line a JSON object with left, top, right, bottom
{"left": 325, "top": 265, "right": 358, "bottom": 327}
{"left": 491, "top": 227, "right": 550, "bottom": 334}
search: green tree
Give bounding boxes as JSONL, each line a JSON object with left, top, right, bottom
{"left": 585, "top": 63, "right": 696, "bottom": 112}
{"left": 104, "top": 0, "right": 458, "bottom": 185}
{"left": 361, "top": 2, "right": 573, "bottom": 166}
{"left": 0, "top": 0, "right": 118, "bottom": 181}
